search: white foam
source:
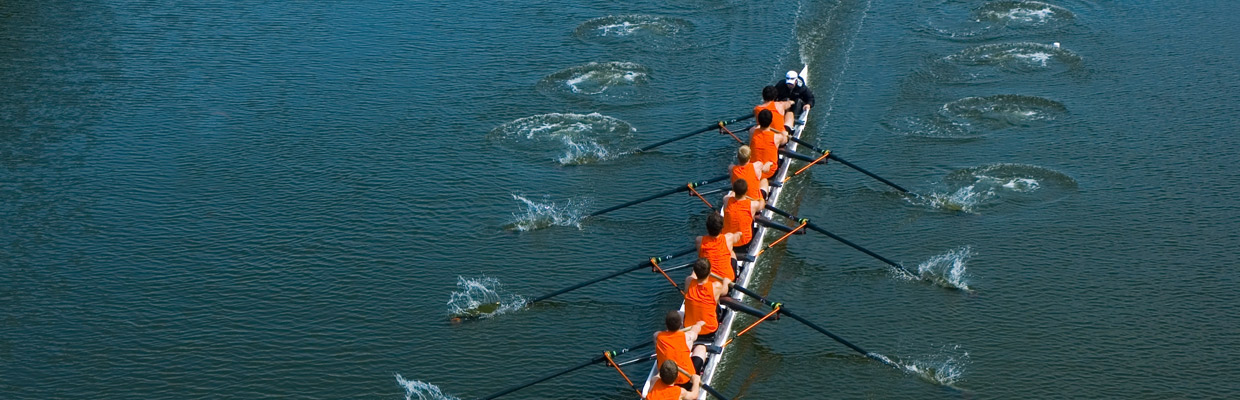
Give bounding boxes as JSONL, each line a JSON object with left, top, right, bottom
{"left": 915, "top": 246, "right": 973, "bottom": 291}
{"left": 394, "top": 374, "right": 461, "bottom": 400}
{"left": 446, "top": 276, "right": 527, "bottom": 318}
{"left": 507, "top": 194, "right": 586, "bottom": 231}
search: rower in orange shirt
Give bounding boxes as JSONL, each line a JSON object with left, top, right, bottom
{"left": 697, "top": 214, "right": 739, "bottom": 282}
{"left": 646, "top": 360, "right": 701, "bottom": 400}
{"left": 722, "top": 179, "right": 764, "bottom": 253}
{"left": 749, "top": 109, "right": 788, "bottom": 179}
{"left": 730, "top": 145, "right": 769, "bottom": 198}
{"left": 653, "top": 310, "right": 707, "bottom": 386}
{"left": 753, "top": 85, "right": 793, "bottom": 133}
{"left": 683, "top": 258, "right": 731, "bottom": 339}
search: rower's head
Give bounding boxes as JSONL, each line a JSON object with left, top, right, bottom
{"left": 693, "top": 258, "right": 710, "bottom": 280}
{"left": 659, "top": 360, "right": 679, "bottom": 384}
{"left": 732, "top": 179, "right": 748, "bottom": 197}
{"left": 706, "top": 213, "right": 724, "bottom": 236}
{"left": 785, "top": 70, "right": 799, "bottom": 87}
{"left": 761, "top": 85, "right": 777, "bottom": 102}
{"left": 664, "top": 310, "right": 682, "bottom": 331}
{"left": 758, "top": 109, "right": 772, "bottom": 128}
{"left": 736, "top": 145, "right": 751, "bottom": 164}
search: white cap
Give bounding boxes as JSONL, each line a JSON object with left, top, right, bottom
{"left": 785, "top": 70, "right": 798, "bottom": 84}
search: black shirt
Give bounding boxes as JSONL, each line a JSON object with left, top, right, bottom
{"left": 774, "top": 79, "right": 815, "bottom": 108}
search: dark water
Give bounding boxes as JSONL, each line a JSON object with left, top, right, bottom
{"left": 3, "top": 0, "right": 1239, "bottom": 398}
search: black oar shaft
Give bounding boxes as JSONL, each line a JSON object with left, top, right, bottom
{"left": 728, "top": 285, "right": 890, "bottom": 367}
{"left": 701, "top": 383, "right": 730, "bottom": 400}
{"left": 588, "top": 174, "right": 730, "bottom": 217}
{"left": 528, "top": 247, "right": 696, "bottom": 304}
{"left": 479, "top": 340, "right": 655, "bottom": 400}
{"left": 479, "top": 356, "right": 601, "bottom": 400}
{"left": 785, "top": 137, "right": 911, "bottom": 194}
{"left": 635, "top": 114, "right": 753, "bottom": 153}
{"left": 827, "top": 154, "right": 909, "bottom": 193}
{"left": 765, "top": 205, "right": 916, "bottom": 277}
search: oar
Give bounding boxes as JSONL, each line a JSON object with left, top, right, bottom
{"left": 634, "top": 114, "right": 754, "bottom": 153}
{"left": 587, "top": 174, "right": 730, "bottom": 217}
{"left": 729, "top": 284, "right": 900, "bottom": 369}
{"left": 479, "top": 339, "right": 655, "bottom": 400}
{"left": 765, "top": 205, "right": 918, "bottom": 278}
{"left": 784, "top": 138, "right": 912, "bottom": 194}
{"left": 525, "top": 246, "right": 696, "bottom": 304}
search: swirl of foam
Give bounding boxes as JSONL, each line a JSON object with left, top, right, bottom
{"left": 940, "top": 94, "right": 1067, "bottom": 128}
{"left": 885, "top": 95, "right": 1066, "bottom": 139}
{"left": 488, "top": 112, "right": 635, "bottom": 164}
{"left": 574, "top": 15, "right": 696, "bottom": 50}
{"left": 972, "top": 1, "right": 1074, "bottom": 25}
{"left": 946, "top": 42, "right": 1083, "bottom": 73}
{"left": 920, "top": 163, "right": 1077, "bottom": 213}
{"left": 537, "top": 61, "right": 653, "bottom": 104}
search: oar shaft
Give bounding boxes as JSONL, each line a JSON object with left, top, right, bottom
{"left": 786, "top": 137, "right": 911, "bottom": 194}
{"left": 479, "top": 340, "right": 655, "bottom": 400}
{"left": 588, "top": 174, "right": 729, "bottom": 217}
{"left": 701, "top": 383, "right": 730, "bottom": 400}
{"left": 635, "top": 114, "right": 754, "bottom": 153}
{"left": 764, "top": 205, "right": 915, "bottom": 277}
{"left": 479, "top": 356, "right": 601, "bottom": 400}
{"left": 826, "top": 154, "right": 910, "bottom": 193}
{"left": 528, "top": 247, "right": 696, "bottom": 304}
{"left": 727, "top": 285, "right": 877, "bottom": 362}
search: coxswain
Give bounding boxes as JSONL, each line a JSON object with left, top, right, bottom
{"left": 776, "top": 70, "right": 815, "bottom": 124}
{"left": 683, "top": 258, "right": 731, "bottom": 339}
{"left": 654, "top": 310, "right": 708, "bottom": 386}
{"left": 730, "top": 145, "right": 769, "bottom": 198}
{"left": 697, "top": 214, "right": 739, "bottom": 282}
{"left": 647, "top": 360, "right": 701, "bottom": 400}
{"left": 722, "top": 179, "right": 764, "bottom": 253}
{"left": 753, "top": 85, "right": 793, "bottom": 133}
{"left": 749, "top": 109, "right": 788, "bottom": 180}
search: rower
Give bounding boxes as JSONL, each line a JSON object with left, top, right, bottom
{"left": 697, "top": 214, "right": 740, "bottom": 282}
{"left": 647, "top": 360, "right": 701, "bottom": 400}
{"left": 777, "top": 70, "right": 815, "bottom": 124}
{"left": 722, "top": 179, "right": 764, "bottom": 253}
{"left": 750, "top": 109, "right": 788, "bottom": 180}
{"left": 754, "top": 85, "right": 793, "bottom": 133}
{"left": 731, "top": 145, "right": 770, "bottom": 198}
{"left": 654, "top": 310, "right": 708, "bottom": 387}
{"left": 683, "top": 258, "right": 731, "bottom": 340}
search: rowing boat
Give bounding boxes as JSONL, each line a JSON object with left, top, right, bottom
{"left": 641, "top": 65, "right": 811, "bottom": 399}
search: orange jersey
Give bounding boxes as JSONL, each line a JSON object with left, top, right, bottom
{"left": 655, "top": 330, "right": 694, "bottom": 385}
{"left": 683, "top": 279, "right": 718, "bottom": 335}
{"left": 730, "top": 162, "right": 761, "bottom": 196}
{"left": 647, "top": 380, "right": 682, "bottom": 400}
{"left": 753, "top": 101, "right": 786, "bottom": 133}
{"left": 722, "top": 197, "right": 755, "bottom": 246}
{"left": 749, "top": 128, "right": 779, "bottom": 179}
{"left": 698, "top": 234, "right": 735, "bottom": 281}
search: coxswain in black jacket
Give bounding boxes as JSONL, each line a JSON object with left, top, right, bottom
{"left": 775, "top": 70, "right": 814, "bottom": 118}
